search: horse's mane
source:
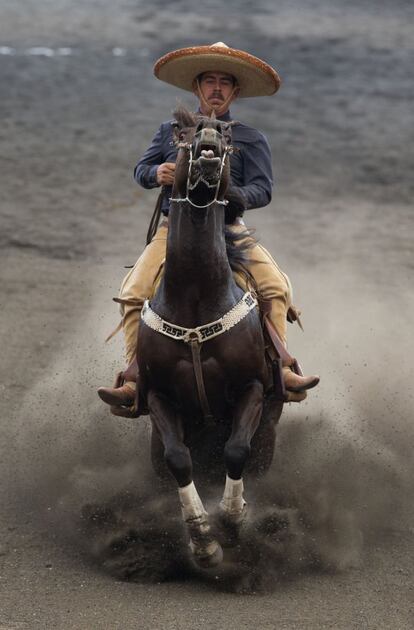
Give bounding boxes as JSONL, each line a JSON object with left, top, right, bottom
{"left": 173, "top": 106, "right": 222, "bottom": 128}
{"left": 225, "top": 224, "right": 257, "bottom": 273}
{"left": 173, "top": 106, "right": 198, "bottom": 128}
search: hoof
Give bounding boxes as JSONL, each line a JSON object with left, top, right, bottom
{"left": 191, "top": 541, "right": 223, "bottom": 569}
{"left": 216, "top": 505, "right": 248, "bottom": 548}
{"left": 219, "top": 503, "right": 248, "bottom": 526}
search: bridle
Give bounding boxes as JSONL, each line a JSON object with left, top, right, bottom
{"left": 170, "top": 125, "right": 233, "bottom": 209}
{"left": 146, "top": 117, "right": 254, "bottom": 421}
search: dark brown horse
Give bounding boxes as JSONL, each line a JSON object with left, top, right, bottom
{"left": 138, "top": 108, "right": 283, "bottom": 567}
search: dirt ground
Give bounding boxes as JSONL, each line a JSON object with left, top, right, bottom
{"left": 1, "top": 0, "right": 413, "bottom": 628}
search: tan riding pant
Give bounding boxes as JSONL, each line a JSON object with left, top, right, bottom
{"left": 119, "top": 222, "right": 292, "bottom": 365}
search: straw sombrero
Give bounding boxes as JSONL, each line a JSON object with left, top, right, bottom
{"left": 154, "top": 42, "right": 280, "bottom": 98}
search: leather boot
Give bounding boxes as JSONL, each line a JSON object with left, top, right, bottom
{"left": 282, "top": 367, "right": 319, "bottom": 393}
{"left": 97, "top": 381, "right": 136, "bottom": 407}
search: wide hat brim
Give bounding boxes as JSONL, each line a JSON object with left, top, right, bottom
{"left": 154, "top": 44, "right": 281, "bottom": 98}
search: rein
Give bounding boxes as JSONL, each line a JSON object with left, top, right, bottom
{"left": 146, "top": 187, "right": 165, "bottom": 245}
{"left": 145, "top": 119, "right": 238, "bottom": 419}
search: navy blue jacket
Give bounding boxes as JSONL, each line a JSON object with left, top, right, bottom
{"left": 134, "top": 110, "right": 273, "bottom": 215}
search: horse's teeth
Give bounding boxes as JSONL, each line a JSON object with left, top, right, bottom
{"left": 201, "top": 149, "right": 214, "bottom": 158}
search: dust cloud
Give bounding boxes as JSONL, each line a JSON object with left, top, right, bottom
{"left": 8, "top": 260, "right": 413, "bottom": 593}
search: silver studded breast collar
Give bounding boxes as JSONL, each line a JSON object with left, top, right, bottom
{"left": 141, "top": 291, "right": 258, "bottom": 344}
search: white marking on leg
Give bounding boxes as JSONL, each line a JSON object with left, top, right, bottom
{"left": 220, "top": 475, "right": 247, "bottom": 515}
{"left": 178, "top": 482, "right": 221, "bottom": 563}
{"left": 178, "top": 481, "right": 206, "bottom": 522}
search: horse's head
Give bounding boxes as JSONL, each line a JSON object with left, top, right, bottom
{"left": 171, "top": 107, "right": 233, "bottom": 209}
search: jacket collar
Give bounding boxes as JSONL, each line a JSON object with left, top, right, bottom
{"left": 197, "top": 108, "right": 232, "bottom": 122}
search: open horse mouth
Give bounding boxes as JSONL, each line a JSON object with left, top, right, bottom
{"left": 199, "top": 148, "right": 220, "bottom": 160}
{"left": 183, "top": 121, "right": 230, "bottom": 194}
{"left": 193, "top": 127, "right": 223, "bottom": 158}
{"left": 196, "top": 149, "right": 222, "bottom": 168}
{"left": 191, "top": 142, "right": 223, "bottom": 186}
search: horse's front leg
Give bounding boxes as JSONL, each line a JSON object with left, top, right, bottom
{"left": 147, "top": 390, "right": 223, "bottom": 568}
{"left": 220, "top": 380, "right": 264, "bottom": 524}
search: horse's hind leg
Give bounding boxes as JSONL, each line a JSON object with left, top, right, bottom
{"left": 248, "top": 399, "right": 283, "bottom": 477}
{"left": 147, "top": 390, "right": 222, "bottom": 568}
{"left": 221, "top": 381, "right": 263, "bottom": 523}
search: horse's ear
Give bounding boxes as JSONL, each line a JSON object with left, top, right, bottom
{"left": 171, "top": 121, "right": 180, "bottom": 143}
{"left": 210, "top": 109, "right": 216, "bottom": 121}
{"left": 221, "top": 122, "right": 233, "bottom": 138}
{"left": 173, "top": 106, "right": 197, "bottom": 129}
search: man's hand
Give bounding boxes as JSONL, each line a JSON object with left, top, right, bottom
{"left": 156, "top": 162, "right": 176, "bottom": 186}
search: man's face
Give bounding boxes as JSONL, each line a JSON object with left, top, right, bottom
{"left": 195, "top": 71, "right": 239, "bottom": 115}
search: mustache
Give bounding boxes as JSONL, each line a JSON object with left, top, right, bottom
{"left": 209, "top": 92, "right": 224, "bottom": 101}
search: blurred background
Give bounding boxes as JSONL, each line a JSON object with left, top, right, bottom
{"left": 0, "top": 1, "right": 413, "bottom": 627}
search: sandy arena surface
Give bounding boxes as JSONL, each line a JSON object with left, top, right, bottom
{"left": 1, "top": 1, "right": 413, "bottom": 628}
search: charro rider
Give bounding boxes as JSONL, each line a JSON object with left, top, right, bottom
{"left": 98, "top": 42, "right": 319, "bottom": 411}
